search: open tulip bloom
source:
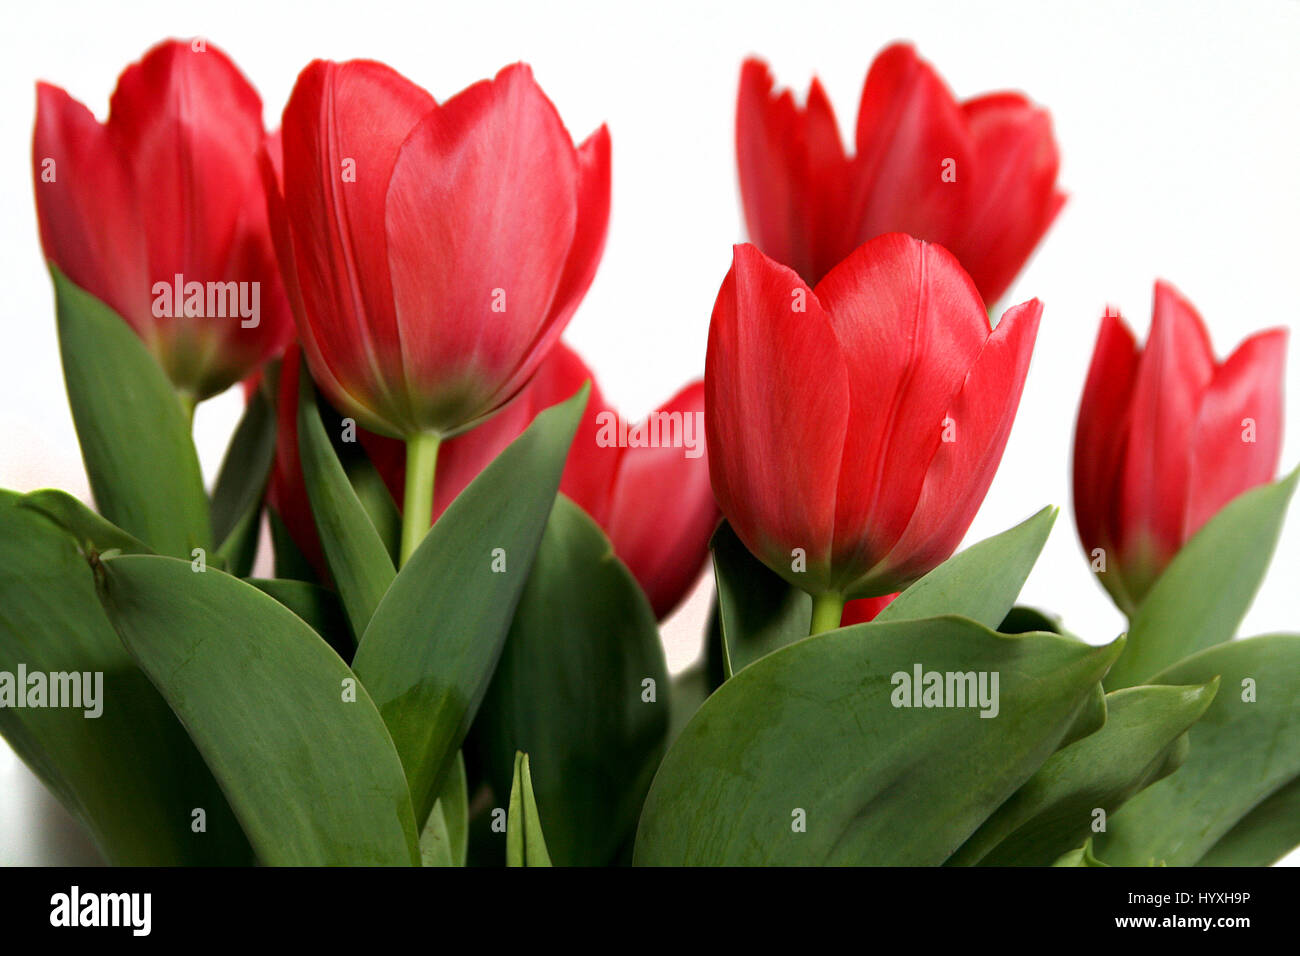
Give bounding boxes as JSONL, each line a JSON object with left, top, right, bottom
{"left": 4, "top": 34, "right": 1299, "bottom": 876}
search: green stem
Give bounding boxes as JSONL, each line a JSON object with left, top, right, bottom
{"left": 809, "top": 591, "right": 846, "bottom": 636}
{"left": 176, "top": 390, "right": 197, "bottom": 429}
{"left": 400, "top": 431, "right": 441, "bottom": 567}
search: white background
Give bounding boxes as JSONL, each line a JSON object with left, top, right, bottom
{"left": 0, "top": 0, "right": 1296, "bottom": 864}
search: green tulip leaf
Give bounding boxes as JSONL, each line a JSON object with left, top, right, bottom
{"left": 49, "top": 265, "right": 210, "bottom": 558}
{"left": 210, "top": 370, "right": 276, "bottom": 556}
{"left": 1198, "top": 775, "right": 1300, "bottom": 867}
{"left": 1095, "top": 634, "right": 1300, "bottom": 866}
{"left": 474, "top": 495, "right": 669, "bottom": 865}
{"left": 346, "top": 452, "right": 402, "bottom": 566}
{"left": 711, "top": 521, "right": 810, "bottom": 678}
{"left": 269, "top": 508, "right": 318, "bottom": 583}
{"left": 506, "top": 752, "right": 552, "bottom": 867}
{"left": 669, "top": 662, "right": 713, "bottom": 746}
{"left": 634, "top": 617, "right": 1123, "bottom": 865}
{"left": 876, "top": 506, "right": 1057, "bottom": 628}
{"left": 351, "top": 385, "right": 586, "bottom": 828}
{"left": 247, "top": 577, "right": 353, "bottom": 660}
{"left": 17, "top": 488, "right": 152, "bottom": 556}
{"left": 296, "top": 363, "right": 396, "bottom": 639}
{"left": 419, "top": 751, "right": 469, "bottom": 867}
{"left": 0, "top": 494, "right": 248, "bottom": 864}
{"left": 96, "top": 553, "right": 420, "bottom": 866}
{"left": 1106, "top": 470, "right": 1298, "bottom": 688}
{"left": 1053, "top": 839, "right": 1109, "bottom": 867}
{"left": 950, "top": 681, "right": 1217, "bottom": 866}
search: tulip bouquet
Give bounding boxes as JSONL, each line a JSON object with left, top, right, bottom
{"left": 3, "top": 36, "right": 1296, "bottom": 869}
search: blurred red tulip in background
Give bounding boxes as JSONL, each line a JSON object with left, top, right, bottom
{"left": 737, "top": 43, "right": 1063, "bottom": 305}
{"left": 33, "top": 39, "right": 293, "bottom": 402}
{"left": 1073, "top": 281, "right": 1287, "bottom": 614}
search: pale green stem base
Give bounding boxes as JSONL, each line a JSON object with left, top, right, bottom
{"left": 809, "top": 591, "right": 846, "bottom": 636}
{"left": 177, "top": 390, "right": 197, "bottom": 429}
{"left": 400, "top": 432, "right": 441, "bottom": 567}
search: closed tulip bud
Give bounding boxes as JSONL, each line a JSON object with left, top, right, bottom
{"left": 737, "top": 44, "right": 1064, "bottom": 305}
{"left": 32, "top": 39, "right": 294, "bottom": 405}
{"left": 706, "top": 235, "right": 1042, "bottom": 631}
{"left": 266, "top": 59, "right": 611, "bottom": 442}
{"left": 1073, "top": 282, "right": 1287, "bottom": 614}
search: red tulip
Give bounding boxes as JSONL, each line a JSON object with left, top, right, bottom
{"left": 362, "top": 343, "right": 718, "bottom": 618}
{"left": 737, "top": 44, "right": 1064, "bottom": 305}
{"left": 841, "top": 593, "right": 897, "bottom": 628}
{"left": 706, "top": 235, "right": 1041, "bottom": 624}
{"left": 1073, "top": 282, "right": 1287, "bottom": 614}
{"left": 258, "top": 344, "right": 329, "bottom": 579}
{"left": 266, "top": 59, "right": 610, "bottom": 440}
{"left": 33, "top": 39, "right": 293, "bottom": 402}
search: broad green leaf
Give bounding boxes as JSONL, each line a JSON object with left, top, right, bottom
{"left": 1061, "top": 682, "right": 1108, "bottom": 751}
{"left": 634, "top": 617, "right": 1123, "bottom": 865}
{"left": 1053, "top": 839, "right": 1109, "bottom": 867}
{"left": 876, "top": 506, "right": 1057, "bottom": 628}
{"left": 950, "top": 681, "right": 1217, "bottom": 866}
{"left": 269, "top": 508, "right": 317, "bottom": 583}
{"left": 214, "top": 506, "right": 261, "bottom": 578}
{"left": 296, "top": 366, "right": 395, "bottom": 638}
{"left": 1095, "top": 634, "right": 1300, "bottom": 866}
{"left": 1106, "top": 471, "right": 1298, "bottom": 688}
{"left": 712, "top": 508, "right": 1057, "bottom": 678}
{"left": 210, "top": 373, "right": 276, "bottom": 551}
{"left": 247, "top": 578, "right": 352, "bottom": 659}
{"left": 475, "top": 495, "right": 669, "bottom": 865}
{"left": 669, "top": 662, "right": 712, "bottom": 746}
{"left": 50, "top": 265, "right": 209, "bottom": 557}
{"left": 96, "top": 554, "right": 420, "bottom": 865}
{"left": 18, "top": 488, "right": 151, "bottom": 555}
{"left": 351, "top": 386, "right": 586, "bottom": 827}
{"left": 1198, "top": 775, "right": 1300, "bottom": 867}
{"left": 506, "top": 752, "right": 552, "bottom": 867}
{"left": 419, "top": 751, "right": 469, "bottom": 867}
{"left": 711, "top": 521, "right": 809, "bottom": 677}
{"left": 346, "top": 452, "right": 402, "bottom": 566}
{"left": 0, "top": 495, "right": 248, "bottom": 864}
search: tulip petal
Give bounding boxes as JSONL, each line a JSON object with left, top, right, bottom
{"left": 485, "top": 126, "right": 611, "bottom": 415}
{"left": 850, "top": 43, "right": 974, "bottom": 254}
{"left": 840, "top": 592, "right": 897, "bottom": 627}
{"left": 385, "top": 63, "right": 578, "bottom": 433}
{"left": 1185, "top": 328, "right": 1287, "bottom": 538}
{"left": 107, "top": 41, "right": 264, "bottom": 288}
{"left": 538, "top": 127, "right": 612, "bottom": 340}
{"left": 33, "top": 82, "right": 151, "bottom": 333}
{"left": 814, "top": 234, "right": 990, "bottom": 584}
{"left": 706, "top": 244, "right": 850, "bottom": 588}
{"left": 280, "top": 58, "right": 434, "bottom": 433}
{"left": 736, "top": 60, "right": 854, "bottom": 285}
{"left": 1072, "top": 310, "right": 1141, "bottom": 571}
{"left": 1117, "top": 281, "right": 1216, "bottom": 574}
{"left": 868, "top": 298, "right": 1042, "bottom": 591}
{"left": 953, "top": 93, "right": 1065, "bottom": 305}
{"left": 605, "top": 382, "right": 718, "bottom": 618}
